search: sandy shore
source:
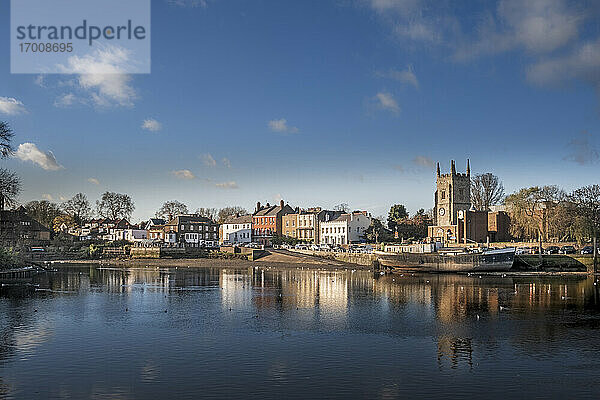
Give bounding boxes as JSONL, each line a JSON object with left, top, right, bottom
{"left": 52, "top": 250, "right": 366, "bottom": 270}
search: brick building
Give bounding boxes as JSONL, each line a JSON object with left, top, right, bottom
{"left": 253, "top": 200, "right": 295, "bottom": 246}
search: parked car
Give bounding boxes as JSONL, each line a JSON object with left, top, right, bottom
{"left": 580, "top": 246, "right": 595, "bottom": 255}
{"left": 559, "top": 245, "right": 576, "bottom": 254}
{"left": 310, "top": 244, "right": 320, "bottom": 251}
{"left": 319, "top": 244, "right": 332, "bottom": 251}
{"left": 545, "top": 246, "right": 560, "bottom": 254}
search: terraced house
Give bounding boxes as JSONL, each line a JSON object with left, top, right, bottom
{"left": 252, "top": 200, "right": 294, "bottom": 246}
{"left": 220, "top": 214, "right": 253, "bottom": 245}
{"left": 164, "top": 214, "right": 219, "bottom": 247}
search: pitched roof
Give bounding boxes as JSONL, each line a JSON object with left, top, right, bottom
{"left": 166, "top": 214, "right": 215, "bottom": 225}
{"left": 254, "top": 204, "right": 295, "bottom": 217}
{"left": 224, "top": 214, "right": 253, "bottom": 224}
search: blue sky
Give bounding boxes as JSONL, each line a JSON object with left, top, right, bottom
{"left": 1, "top": 0, "right": 599, "bottom": 222}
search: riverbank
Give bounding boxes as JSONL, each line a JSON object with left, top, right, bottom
{"left": 52, "top": 249, "right": 364, "bottom": 270}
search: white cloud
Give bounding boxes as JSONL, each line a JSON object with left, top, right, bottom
{"left": 54, "top": 93, "right": 77, "bottom": 108}
{"left": 367, "top": 0, "right": 421, "bottom": 14}
{"left": 222, "top": 157, "right": 231, "bottom": 168}
{"left": 453, "top": 0, "right": 584, "bottom": 60}
{"left": 215, "top": 181, "right": 238, "bottom": 189}
{"left": 526, "top": 38, "right": 600, "bottom": 90}
{"left": 15, "top": 143, "right": 64, "bottom": 171}
{"left": 201, "top": 153, "right": 217, "bottom": 167}
{"left": 0, "top": 97, "right": 27, "bottom": 115}
{"left": 57, "top": 46, "right": 137, "bottom": 107}
{"left": 34, "top": 75, "right": 46, "bottom": 87}
{"left": 394, "top": 20, "right": 440, "bottom": 43}
{"left": 172, "top": 169, "right": 195, "bottom": 180}
{"left": 42, "top": 194, "right": 53, "bottom": 201}
{"left": 268, "top": 118, "right": 299, "bottom": 134}
{"left": 376, "top": 65, "right": 419, "bottom": 88}
{"left": 142, "top": 118, "right": 162, "bottom": 132}
{"left": 497, "top": 0, "right": 581, "bottom": 53}
{"left": 168, "top": 0, "right": 207, "bottom": 7}
{"left": 374, "top": 91, "right": 400, "bottom": 113}
{"left": 413, "top": 155, "right": 434, "bottom": 168}
{"left": 87, "top": 177, "right": 100, "bottom": 185}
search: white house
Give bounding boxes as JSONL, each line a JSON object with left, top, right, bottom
{"left": 220, "top": 214, "right": 252, "bottom": 245}
{"left": 320, "top": 211, "right": 371, "bottom": 245}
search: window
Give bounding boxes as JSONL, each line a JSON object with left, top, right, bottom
{"left": 441, "top": 191, "right": 446, "bottom": 200}
{"left": 181, "top": 224, "right": 185, "bottom": 230}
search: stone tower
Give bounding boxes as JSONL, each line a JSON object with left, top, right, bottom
{"left": 434, "top": 160, "right": 471, "bottom": 227}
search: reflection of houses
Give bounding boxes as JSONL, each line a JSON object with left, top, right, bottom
{"left": 428, "top": 160, "right": 511, "bottom": 243}
{"left": 437, "top": 336, "right": 473, "bottom": 369}
{"left": 0, "top": 206, "right": 51, "bottom": 247}
{"left": 220, "top": 214, "right": 252, "bottom": 245}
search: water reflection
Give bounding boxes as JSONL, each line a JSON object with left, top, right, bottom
{"left": 1, "top": 265, "right": 600, "bottom": 399}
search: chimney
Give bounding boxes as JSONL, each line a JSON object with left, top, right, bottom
{"left": 451, "top": 160, "right": 456, "bottom": 175}
{"left": 466, "top": 159, "right": 470, "bottom": 176}
{"left": 266, "top": 202, "right": 270, "bottom": 208}
{"left": 280, "top": 199, "right": 285, "bottom": 208}
{"left": 295, "top": 207, "right": 300, "bottom": 213}
{"left": 256, "top": 202, "right": 261, "bottom": 212}
{"left": 436, "top": 162, "right": 440, "bottom": 177}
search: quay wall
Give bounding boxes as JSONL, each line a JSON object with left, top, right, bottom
{"left": 290, "top": 249, "right": 378, "bottom": 267}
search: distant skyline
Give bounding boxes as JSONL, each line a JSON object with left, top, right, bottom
{"left": 1, "top": 0, "right": 599, "bottom": 222}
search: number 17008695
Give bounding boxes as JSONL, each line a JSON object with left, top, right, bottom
{"left": 19, "top": 42, "right": 73, "bottom": 52}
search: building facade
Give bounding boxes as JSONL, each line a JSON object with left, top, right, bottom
{"left": 319, "top": 211, "right": 371, "bottom": 246}
{"left": 164, "top": 214, "right": 219, "bottom": 247}
{"left": 0, "top": 207, "right": 51, "bottom": 247}
{"left": 252, "top": 200, "right": 295, "bottom": 246}
{"left": 220, "top": 214, "right": 253, "bottom": 245}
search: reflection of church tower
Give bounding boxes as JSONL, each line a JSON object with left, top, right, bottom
{"left": 433, "top": 160, "right": 471, "bottom": 226}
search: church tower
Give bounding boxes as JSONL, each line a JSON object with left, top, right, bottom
{"left": 434, "top": 160, "right": 471, "bottom": 227}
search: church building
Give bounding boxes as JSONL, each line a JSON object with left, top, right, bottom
{"left": 427, "top": 160, "right": 510, "bottom": 244}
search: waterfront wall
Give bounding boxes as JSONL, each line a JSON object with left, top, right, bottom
{"left": 290, "top": 249, "right": 378, "bottom": 267}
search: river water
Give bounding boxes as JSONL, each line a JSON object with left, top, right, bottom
{"left": 1, "top": 264, "right": 600, "bottom": 399}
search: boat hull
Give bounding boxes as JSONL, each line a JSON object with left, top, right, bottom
{"left": 378, "top": 249, "right": 515, "bottom": 272}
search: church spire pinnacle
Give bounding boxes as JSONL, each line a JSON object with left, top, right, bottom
{"left": 436, "top": 162, "right": 440, "bottom": 177}
{"left": 451, "top": 160, "right": 456, "bottom": 175}
{"left": 466, "top": 159, "right": 470, "bottom": 176}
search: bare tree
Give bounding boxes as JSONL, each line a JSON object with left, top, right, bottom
{"left": 0, "top": 169, "right": 21, "bottom": 211}
{"left": 0, "top": 121, "right": 14, "bottom": 159}
{"left": 333, "top": 203, "right": 349, "bottom": 213}
{"left": 24, "top": 200, "right": 62, "bottom": 228}
{"left": 506, "top": 185, "right": 564, "bottom": 246}
{"left": 62, "top": 193, "right": 92, "bottom": 225}
{"left": 471, "top": 173, "right": 505, "bottom": 211}
{"left": 156, "top": 200, "right": 188, "bottom": 220}
{"left": 570, "top": 185, "right": 600, "bottom": 237}
{"left": 217, "top": 206, "right": 248, "bottom": 223}
{"left": 96, "top": 192, "right": 135, "bottom": 220}
{"left": 570, "top": 185, "right": 600, "bottom": 270}
{"left": 195, "top": 207, "right": 218, "bottom": 221}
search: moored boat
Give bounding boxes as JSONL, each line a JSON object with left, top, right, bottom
{"left": 378, "top": 247, "right": 516, "bottom": 273}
